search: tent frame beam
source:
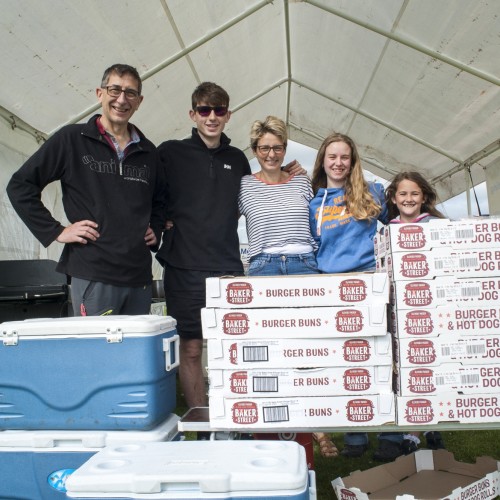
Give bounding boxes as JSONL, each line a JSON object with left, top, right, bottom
{"left": 306, "top": 0, "right": 500, "bottom": 86}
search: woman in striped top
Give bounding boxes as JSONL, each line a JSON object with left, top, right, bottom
{"left": 238, "top": 116, "right": 318, "bottom": 276}
{"left": 239, "top": 116, "right": 337, "bottom": 459}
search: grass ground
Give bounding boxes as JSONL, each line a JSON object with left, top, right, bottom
{"left": 175, "top": 377, "right": 500, "bottom": 500}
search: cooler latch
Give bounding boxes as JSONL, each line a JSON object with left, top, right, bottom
{"left": 105, "top": 327, "right": 123, "bottom": 343}
{"left": 1, "top": 329, "right": 18, "bottom": 346}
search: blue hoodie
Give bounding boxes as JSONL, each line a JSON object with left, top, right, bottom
{"left": 309, "top": 182, "right": 388, "bottom": 273}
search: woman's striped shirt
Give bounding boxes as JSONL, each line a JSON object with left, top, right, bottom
{"left": 238, "top": 174, "right": 317, "bottom": 258}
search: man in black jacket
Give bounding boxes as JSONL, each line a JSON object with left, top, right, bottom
{"left": 156, "top": 82, "right": 250, "bottom": 409}
{"left": 7, "top": 63, "right": 164, "bottom": 316}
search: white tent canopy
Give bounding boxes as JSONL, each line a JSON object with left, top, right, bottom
{"left": 1, "top": 0, "right": 499, "bottom": 261}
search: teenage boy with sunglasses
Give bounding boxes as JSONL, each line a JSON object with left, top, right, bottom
{"left": 156, "top": 82, "right": 248, "bottom": 411}
{"left": 7, "top": 64, "right": 164, "bottom": 316}
{"left": 157, "top": 82, "right": 302, "bottom": 411}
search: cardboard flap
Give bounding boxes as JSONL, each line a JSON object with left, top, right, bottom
{"left": 207, "top": 368, "right": 224, "bottom": 388}
{"left": 206, "top": 277, "right": 221, "bottom": 298}
{"left": 378, "top": 393, "right": 395, "bottom": 416}
{"left": 414, "top": 449, "right": 435, "bottom": 471}
{"left": 339, "top": 454, "right": 415, "bottom": 494}
{"left": 375, "top": 364, "right": 392, "bottom": 384}
{"left": 206, "top": 339, "right": 224, "bottom": 360}
{"left": 433, "top": 450, "right": 499, "bottom": 478}
{"left": 372, "top": 272, "right": 388, "bottom": 294}
{"left": 208, "top": 397, "right": 226, "bottom": 419}
{"left": 201, "top": 307, "right": 217, "bottom": 328}
{"left": 369, "top": 302, "right": 387, "bottom": 325}
{"left": 376, "top": 335, "right": 391, "bottom": 355}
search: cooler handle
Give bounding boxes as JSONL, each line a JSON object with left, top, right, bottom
{"left": 163, "top": 334, "right": 180, "bottom": 371}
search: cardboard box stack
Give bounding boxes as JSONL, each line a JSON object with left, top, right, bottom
{"left": 202, "top": 273, "right": 395, "bottom": 431}
{"left": 376, "top": 217, "right": 500, "bottom": 425}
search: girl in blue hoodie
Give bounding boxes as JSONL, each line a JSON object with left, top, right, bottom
{"left": 309, "top": 132, "right": 388, "bottom": 457}
{"left": 309, "top": 132, "right": 388, "bottom": 273}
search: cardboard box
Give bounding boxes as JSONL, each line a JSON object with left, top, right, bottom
{"left": 207, "top": 335, "right": 393, "bottom": 369}
{"left": 390, "top": 304, "right": 500, "bottom": 338}
{"left": 208, "top": 365, "right": 393, "bottom": 398}
{"left": 396, "top": 363, "right": 500, "bottom": 396}
{"left": 209, "top": 393, "right": 395, "bottom": 429}
{"left": 373, "top": 228, "right": 385, "bottom": 259}
{"left": 390, "top": 276, "right": 500, "bottom": 309}
{"left": 396, "top": 393, "right": 500, "bottom": 425}
{"left": 377, "top": 218, "right": 500, "bottom": 257}
{"left": 202, "top": 305, "right": 388, "bottom": 339}
{"left": 206, "top": 273, "right": 389, "bottom": 308}
{"left": 332, "top": 449, "right": 500, "bottom": 500}
{"left": 395, "top": 335, "right": 500, "bottom": 367}
{"left": 379, "top": 248, "right": 500, "bottom": 281}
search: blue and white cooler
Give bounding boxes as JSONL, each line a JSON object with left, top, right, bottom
{"left": 0, "top": 315, "right": 179, "bottom": 430}
{"left": 65, "top": 440, "right": 316, "bottom": 499}
{"left": 0, "top": 413, "right": 180, "bottom": 499}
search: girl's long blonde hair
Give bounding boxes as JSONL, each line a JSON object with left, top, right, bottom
{"left": 311, "top": 132, "right": 382, "bottom": 220}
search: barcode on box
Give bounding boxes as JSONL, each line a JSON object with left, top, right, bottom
{"left": 243, "top": 346, "right": 269, "bottom": 362}
{"left": 460, "top": 373, "right": 480, "bottom": 384}
{"left": 435, "top": 285, "right": 481, "bottom": 299}
{"left": 462, "top": 286, "right": 481, "bottom": 297}
{"left": 459, "top": 257, "right": 479, "bottom": 268}
{"left": 456, "top": 228, "right": 475, "bottom": 239}
{"left": 466, "top": 344, "right": 486, "bottom": 355}
{"left": 263, "top": 405, "right": 289, "bottom": 423}
{"left": 253, "top": 376, "right": 279, "bottom": 392}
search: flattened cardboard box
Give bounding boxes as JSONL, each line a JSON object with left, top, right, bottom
{"left": 206, "top": 273, "right": 389, "bottom": 308}
{"left": 390, "top": 304, "right": 500, "bottom": 338}
{"left": 332, "top": 449, "right": 500, "bottom": 500}
{"left": 207, "top": 335, "right": 392, "bottom": 369}
{"left": 209, "top": 393, "right": 395, "bottom": 429}
{"left": 390, "top": 276, "right": 500, "bottom": 309}
{"left": 395, "top": 335, "right": 500, "bottom": 367}
{"left": 376, "top": 217, "right": 500, "bottom": 257}
{"left": 396, "top": 392, "right": 500, "bottom": 425}
{"left": 202, "top": 305, "right": 388, "bottom": 339}
{"left": 396, "top": 363, "right": 500, "bottom": 396}
{"left": 208, "top": 365, "right": 393, "bottom": 398}
{"left": 378, "top": 247, "right": 500, "bottom": 281}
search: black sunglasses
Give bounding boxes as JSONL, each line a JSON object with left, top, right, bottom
{"left": 195, "top": 106, "right": 228, "bottom": 117}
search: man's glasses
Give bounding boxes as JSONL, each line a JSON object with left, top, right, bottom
{"left": 256, "top": 145, "right": 286, "bottom": 154}
{"left": 195, "top": 106, "right": 228, "bottom": 117}
{"left": 103, "top": 86, "right": 140, "bottom": 100}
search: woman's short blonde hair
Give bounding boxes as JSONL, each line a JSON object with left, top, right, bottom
{"left": 250, "top": 116, "right": 287, "bottom": 151}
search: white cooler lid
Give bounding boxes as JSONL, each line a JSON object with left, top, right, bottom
{"left": 65, "top": 440, "right": 308, "bottom": 497}
{"left": 0, "top": 315, "right": 176, "bottom": 340}
{"left": 0, "top": 413, "right": 180, "bottom": 451}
